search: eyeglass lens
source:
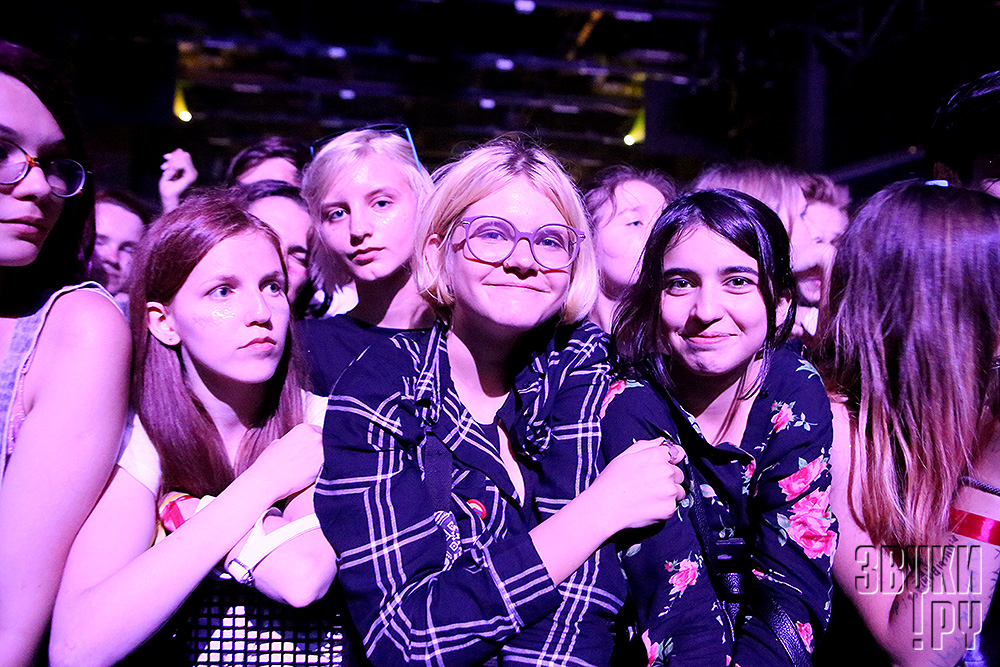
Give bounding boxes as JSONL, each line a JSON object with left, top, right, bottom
{"left": 465, "top": 216, "right": 579, "bottom": 269}
{"left": 0, "top": 139, "right": 85, "bottom": 197}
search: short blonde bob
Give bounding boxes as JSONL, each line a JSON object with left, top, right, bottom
{"left": 300, "top": 128, "right": 433, "bottom": 285}
{"left": 415, "top": 133, "right": 598, "bottom": 324}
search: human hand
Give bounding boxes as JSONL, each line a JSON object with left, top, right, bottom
{"left": 590, "top": 437, "right": 686, "bottom": 533}
{"left": 247, "top": 423, "right": 324, "bottom": 501}
{"left": 158, "top": 148, "right": 198, "bottom": 212}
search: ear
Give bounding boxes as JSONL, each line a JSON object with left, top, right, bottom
{"left": 146, "top": 301, "right": 179, "bottom": 347}
{"left": 776, "top": 295, "right": 792, "bottom": 329}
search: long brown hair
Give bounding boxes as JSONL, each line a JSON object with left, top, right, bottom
{"left": 129, "top": 190, "right": 304, "bottom": 498}
{"left": 819, "top": 180, "right": 1000, "bottom": 547}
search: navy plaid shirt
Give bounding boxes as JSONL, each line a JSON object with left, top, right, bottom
{"left": 315, "top": 319, "right": 626, "bottom": 666}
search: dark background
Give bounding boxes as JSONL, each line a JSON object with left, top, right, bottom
{"left": 6, "top": 0, "right": 1000, "bottom": 208}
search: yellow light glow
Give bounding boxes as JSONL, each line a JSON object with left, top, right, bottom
{"left": 624, "top": 134, "right": 636, "bottom": 146}
{"left": 173, "top": 85, "right": 191, "bottom": 122}
{"left": 626, "top": 110, "right": 646, "bottom": 145}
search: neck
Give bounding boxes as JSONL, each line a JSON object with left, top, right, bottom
{"left": 672, "top": 357, "right": 761, "bottom": 446}
{"left": 350, "top": 268, "right": 433, "bottom": 329}
{"left": 184, "top": 354, "right": 263, "bottom": 464}
{"left": 446, "top": 310, "right": 519, "bottom": 423}
{"left": 589, "top": 291, "right": 620, "bottom": 333}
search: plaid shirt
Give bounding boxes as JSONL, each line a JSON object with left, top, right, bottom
{"left": 315, "top": 320, "right": 626, "bottom": 667}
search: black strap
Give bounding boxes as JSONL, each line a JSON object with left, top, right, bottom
{"left": 683, "top": 456, "right": 811, "bottom": 667}
{"left": 753, "top": 581, "right": 813, "bottom": 667}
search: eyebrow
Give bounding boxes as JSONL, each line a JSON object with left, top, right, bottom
{"left": 0, "top": 123, "right": 68, "bottom": 153}
{"left": 662, "top": 266, "right": 759, "bottom": 277}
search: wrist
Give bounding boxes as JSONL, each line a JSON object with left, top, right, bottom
{"left": 570, "top": 483, "right": 621, "bottom": 542}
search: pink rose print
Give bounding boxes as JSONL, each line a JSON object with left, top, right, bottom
{"left": 778, "top": 454, "right": 826, "bottom": 500}
{"left": 600, "top": 380, "right": 627, "bottom": 419}
{"left": 743, "top": 458, "right": 756, "bottom": 483}
{"left": 796, "top": 621, "right": 814, "bottom": 652}
{"left": 786, "top": 489, "right": 837, "bottom": 559}
{"left": 771, "top": 402, "right": 794, "bottom": 433}
{"left": 667, "top": 558, "right": 699, "bottom": 595}
{"left": 641, "top": 630, "right": 658, "bottom": 667}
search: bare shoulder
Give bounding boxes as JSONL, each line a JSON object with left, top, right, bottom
{"left": 41, "top": 289, "right": 130, "bottom": 356}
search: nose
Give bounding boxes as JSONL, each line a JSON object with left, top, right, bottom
{"left": 691, "top": 283, "right": 723, "bottom": 323}
{"left": 244, "top": 288, "right": 273, "bottom": 326}
{"left": 349, "top": 207, "right": 374, "bottom": 243}
{"left": 13, "top": 161, "right": 54, "bottom": 200}
{"left": 502, "top": 237, "right": 539, "bottom": 273}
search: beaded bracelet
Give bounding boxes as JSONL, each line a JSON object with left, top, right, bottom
{"left": 950, "top": 508, "right": 1000, "bottom": 546}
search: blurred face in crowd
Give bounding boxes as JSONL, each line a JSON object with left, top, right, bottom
{"left": 248, "top": 195, "right": 311, "bottom": 302}
{"left": 592, "top": 179, "right": 665, "bottom": 297}
{"left": 0, "top": 73, "right": 66, "bottom": 267}
{"left": 793, "top": 201, "right": 847, "bottom": 307}
{"left": 94, "top": 201, "right": 144, "bottom": 296}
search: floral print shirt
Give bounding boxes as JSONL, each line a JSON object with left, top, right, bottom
{"left": 601, "top": 347, "right": 837, "bottom": 667}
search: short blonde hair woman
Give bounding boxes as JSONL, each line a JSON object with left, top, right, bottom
{"left": 314, "top": 133, "right": 684, "bottom": 666}
{"left": 416, "top": 134, "right": 598, "bottom": 324}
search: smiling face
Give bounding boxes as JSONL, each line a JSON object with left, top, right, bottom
{"left": 444, "top": 177, "right": 572, "bottom": 341}
{"left": 659, "top": 224, "right": 770, "bottom": 385}
{"left": 248, "top": 195, "right": 310, "bottom": 302}
{"left": 152, "top": 232, "right": 290, "bottom": 393}
{"left": 0, "top": 73, "right": 67, "bottom": 267}
{"left": 593, "top": 179, "right": 666, "bottom": 296}
{"left": 318, "top": 154, "right": 419, "bottom": 284}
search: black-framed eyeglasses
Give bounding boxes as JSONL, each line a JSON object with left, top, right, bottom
{"left": 460, "top": 216, "right": 585, "bottom": 271}
{"left": 310, "top": 123, "right": 423, "bottom": 172}
{"left": 0, "top": 139, "right": 86, "bottom": 198}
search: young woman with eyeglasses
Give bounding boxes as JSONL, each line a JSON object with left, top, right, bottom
{"left": 296, "top": 126, "right": 436, "bottom": 396}
{"left": 48, "top": 191, "right": 344, "bottom": 666}
{"left": 313, "top": 134, "right": 685, "bottom": 667}
{"left": 0, "top": 42, "right": 131, "bottom": 666}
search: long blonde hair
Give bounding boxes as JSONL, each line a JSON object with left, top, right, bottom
{"left": 821, "top": 180, "right": 1000, "bottom": 547}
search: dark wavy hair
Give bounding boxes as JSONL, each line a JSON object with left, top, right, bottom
{"left": 0, "top": 41, "right": 94, "bottom": 302}
{"left": 225, "top": 136, "right": 310, "bottom": 187}
{"left": 818, "top": 179, "right": 1000, "bottom": 547}
{"left": 129, "top": 190, "right": 304, "bottom": 498}
{"left": 614, "top": 188, "right": 796, "bottom": 396}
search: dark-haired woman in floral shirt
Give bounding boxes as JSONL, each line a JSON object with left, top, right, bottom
{"left": 602, "top": 189, "right": 837, "bottom": 666}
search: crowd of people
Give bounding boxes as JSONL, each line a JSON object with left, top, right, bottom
{"left": 2, "top": 37, "right": 1000, "bottom": 667}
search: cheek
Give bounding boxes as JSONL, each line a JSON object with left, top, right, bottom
{"left": 321, "top": 224, "right": 349, "bottom": 253}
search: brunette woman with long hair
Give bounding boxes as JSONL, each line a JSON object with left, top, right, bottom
{"left": 816, "top": 180, "right": 1000, "bottom": 667}
{"left": 49, "top": 191, "right": 337, "bottom": 666}
{"left": 603, "top": 189, "right": 836, "bottom": 666}
{"left": 0, "top": 42, "right": 130, "bottom": 666}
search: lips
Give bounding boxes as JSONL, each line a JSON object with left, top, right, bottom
{"left": 682, "top": 332, "right": 733, "bottom": 346}
{"left": 5, "top": 217, "right": 47, "bottom": 232}
{"left": 486, "top": 282, "right": 545, "bottom": 292}
{"left": 349, "top": 247, "right": 382, "bottom": 261}
{"left": 241, "top": 336, "right": 277, "bottom": 350}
